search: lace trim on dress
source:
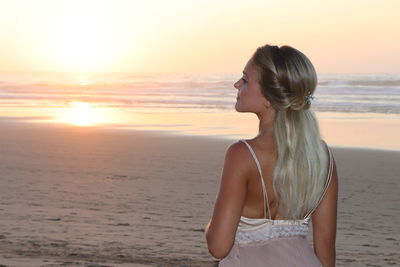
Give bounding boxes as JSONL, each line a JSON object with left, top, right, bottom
{"left": 235, "top": 217, "right": 310, "bottom": 244}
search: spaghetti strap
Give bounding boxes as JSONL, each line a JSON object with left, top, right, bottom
{"left": 240, "top": 140, "right": 272, "bottom": 220}
{"left": 304, "top": 142, "right": 334, "bottom": 220}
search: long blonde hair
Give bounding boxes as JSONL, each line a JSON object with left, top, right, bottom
{"left": 252, "top": 45, "right": 329, "bottom": 219}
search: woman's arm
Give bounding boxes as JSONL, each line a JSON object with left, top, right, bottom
{"left": 205, "top": 142, "right": 249, "bottom": 259}
{"left": 312, "top": 155, "right": 339, "bottom": 267}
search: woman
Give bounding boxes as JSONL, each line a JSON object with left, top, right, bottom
{"left": 205, "top": 44, "right": 338, "bottom": 267}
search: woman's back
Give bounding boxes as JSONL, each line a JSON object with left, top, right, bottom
{"left": 241, "top": 138, "right": 331, "bottom": 220}
{"left": 219, "top": 139, "right": 333, "bottom": 267}
{"left": 239, "top": 138, "right": 282, "bottom": 220}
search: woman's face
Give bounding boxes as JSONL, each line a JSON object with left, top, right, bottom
{"left": 234, "top": 58, "right": 269, "bottom": 113}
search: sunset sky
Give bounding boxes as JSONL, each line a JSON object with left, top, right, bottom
{"left": 0, "top": 0, "right": 399, "bottom": 74}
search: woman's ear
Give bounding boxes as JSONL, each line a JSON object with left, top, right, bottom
{"left": 264, "top": 98, "right": 272, "bottom": 109}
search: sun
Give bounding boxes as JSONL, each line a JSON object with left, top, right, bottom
{"left": 48, "top": 6, "right": 119, "bottom": 72}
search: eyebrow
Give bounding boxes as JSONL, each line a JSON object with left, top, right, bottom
{"left": 242, "top": 71, "right": 248, "bottom": 77}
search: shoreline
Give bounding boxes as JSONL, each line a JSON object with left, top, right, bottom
{"left": 1, "top": 117, "right": 400, "bottom": 153}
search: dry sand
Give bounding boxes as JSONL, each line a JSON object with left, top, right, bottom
{"left": 0, "top": 120, "right": 399, "bottom": 266}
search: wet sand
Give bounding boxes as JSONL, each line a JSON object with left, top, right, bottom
{"left": 0, "top": 121, "right": 399, "bottom": 266}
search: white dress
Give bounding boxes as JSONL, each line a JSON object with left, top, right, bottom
{"left": 219, "top": 140, "right": 334, "bottom": 267}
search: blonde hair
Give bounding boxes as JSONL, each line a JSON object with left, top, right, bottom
{"left": 252, "top": 45, "right": 329, "bottom": 219}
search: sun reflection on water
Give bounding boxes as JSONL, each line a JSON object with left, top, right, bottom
{"left": 57, "top": 102, "right": 101, "bottom": 126}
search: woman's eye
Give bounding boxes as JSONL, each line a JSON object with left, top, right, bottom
{"left": 241, "top": 78, "right": 247, "bottom": 83}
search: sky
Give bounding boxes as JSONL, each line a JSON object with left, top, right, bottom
{"left": 0, "top": 0, "right": 399, "bottom": 74}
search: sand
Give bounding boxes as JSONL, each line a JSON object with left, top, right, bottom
{"left": 0, "top": 120, "right": 399, "bottom": 266}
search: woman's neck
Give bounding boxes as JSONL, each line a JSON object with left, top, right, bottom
{"left": 256, "top": 110, "right": 275, "bottom": 140}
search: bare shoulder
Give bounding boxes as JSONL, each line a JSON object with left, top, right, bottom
{"left": 223, "top": 141, "right": 252, "bottom": 178}
{"left": 225, "top": 140, "right": 248, "bottom": 157}
{"left": 225, "top": 140, "right": 251, "bottom": 163}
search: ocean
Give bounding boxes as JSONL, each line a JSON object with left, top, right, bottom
{"left": 0, "top": 72, "right": 400, "bottom": 147}
{"left": 1, "top": 72, "right": 399, "bottom": 114}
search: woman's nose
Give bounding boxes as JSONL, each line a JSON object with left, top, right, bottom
{"left": 234, "top": 80, "right": 240, "bottom": 90}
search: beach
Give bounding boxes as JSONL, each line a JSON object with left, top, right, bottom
{"left": 1, "top": 0, "right": 400, "bottom": 265}
{"left": 0, "top": 120, "right": 399, "bottom": 266}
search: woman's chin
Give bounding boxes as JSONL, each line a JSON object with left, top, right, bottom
{"left": 235, "top": 103, "right": 244, "bottom": 112}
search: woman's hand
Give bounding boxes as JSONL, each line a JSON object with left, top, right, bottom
{"left": 205, "top": 141, "right": 249, "bottom": 259}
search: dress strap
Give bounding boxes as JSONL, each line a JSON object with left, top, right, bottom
{"left": 304, "top": 142, "right": 334, "bottom": 220}
{"left": 240, "top": 140, "right": 272, "bottom": 220}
